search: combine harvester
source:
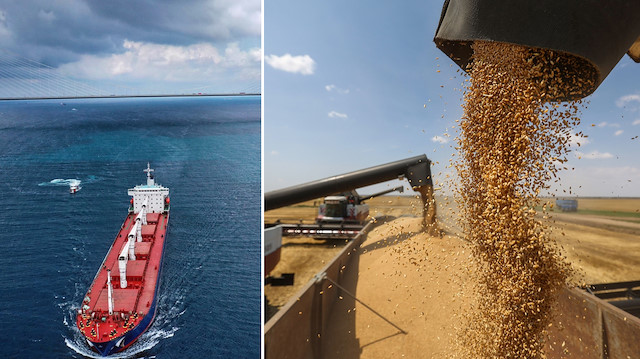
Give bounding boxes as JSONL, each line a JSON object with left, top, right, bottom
{"left": 264, "top": 155, "right": 434, "bottom": 281}
{"left": 273, "top": 186, "right": 404, "bottom": 240}
{"left": 265, "top": 1, "right": 640, "bottom": 358}
{"left": 315, "top": 186, "right": 404, "bottom": 230}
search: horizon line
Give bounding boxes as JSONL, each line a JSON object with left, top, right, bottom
{"left": 0, "top": 93, "right": 261, "bottom": 101}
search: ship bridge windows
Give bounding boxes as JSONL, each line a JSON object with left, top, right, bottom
{"left": 130, "top": 190, "right": 168, "bottom": 214}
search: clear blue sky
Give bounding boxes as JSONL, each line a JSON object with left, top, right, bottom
{"left": 264, "top": 0, "right": 640, "bottom": 197}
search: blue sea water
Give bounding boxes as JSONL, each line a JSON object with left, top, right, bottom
{"left": 0, "top": 96, "right": 261, "bottom": 358}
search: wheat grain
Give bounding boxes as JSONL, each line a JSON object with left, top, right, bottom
{"left": 454, "top": 41, "right": 592, "bottom": 358}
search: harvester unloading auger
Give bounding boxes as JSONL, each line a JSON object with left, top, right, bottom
{"left": 434, "top": 0, "right": 640, "bottom": 101}
{"left": 265, "top": 154, "right": 435, "bottom": 234}
{"left": 264, "top": 155, "right": 435, "bottom": 277}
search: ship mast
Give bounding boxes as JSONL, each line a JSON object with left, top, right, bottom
{"left": 107, "top": 269, "right": 114, "bottom": 315}
{"left": 144, "top": 162, "right": 155, "bottom": 186}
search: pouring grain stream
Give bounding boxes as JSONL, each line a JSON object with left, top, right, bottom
{"left": 417, "top": 184, "right": 438, "bottom": 235}
{"left": 453, "top": 41, "right": 593, "bottom": 358}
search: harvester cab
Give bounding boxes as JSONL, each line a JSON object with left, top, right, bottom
{"left": 316, "top": 186, "right": 405, "bottom": 225}
{"left": 317, "top": 189, "right": 364, "bottom": 224}
{"left": 317, "top": 194, "right": 360, "bottom": 224}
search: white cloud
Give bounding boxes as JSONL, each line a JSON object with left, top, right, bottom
{"left": 265, "top": 53, "right": 315, "bottom": 75}
{"left": 615, "top": 130, "right": 624, "bottom": 136}
{"left": 616, "top": 94, "right": 640, "bottom": 108}
{"left": 568, "top": 131, "right": 589, "bottom": 147}
{"left": 220, "top": 1, "right": 262, "bottom": 37}
{"left": 431, "top": 135, "right": 449, "bottom": 144}
{"left": 597, "top": 122, "right": 621, "bottom": 128}
{"left": 270, "top": 150, "right": 279, "bottom": 156}
{"left": 328, "top": 111, "right": 348, "bottom": 119}
{"left": 37, "top": 9, "right": 56, "bottom": 22}
{"left": 325, "top": 84, "right": 349, "bottom": 94}
{"left": 574, "top": 150, "right": 614, "bottom": 159}
{"left": 633, "top": 119, "right": 640, "bottom": 125}
{"left": 0, "top": 9, "right": 10, "bottom": 42}
{"left": 57, "top": 40, "right": 261, "bottom": 86}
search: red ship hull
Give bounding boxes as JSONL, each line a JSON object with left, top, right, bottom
{"left": 77, "top": 210, "right": 169, "bottom": 356}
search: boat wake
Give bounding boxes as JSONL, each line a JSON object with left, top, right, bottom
{"left": 39, "top": 178, "right": 81, "bottom": 190}
{"left": 38, "top": 176, "right": 103, "bottom": 191}
{"left": 61, "top": 290, "right": 185, "bottom": 358}
{"left": 64, "top": 326, "right": 178, "bottom": 359}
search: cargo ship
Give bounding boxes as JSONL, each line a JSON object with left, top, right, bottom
{"left": 76, "top": 164, "right": 170, "bottom": 356}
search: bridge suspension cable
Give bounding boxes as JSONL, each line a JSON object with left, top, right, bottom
{"left": 0, "top": 50, "right": 109, "bottom": 99}
{"left": 0, "top": 50, "right": 261, "bottom": 100}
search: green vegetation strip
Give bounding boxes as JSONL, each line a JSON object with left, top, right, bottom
{"left": 574, "top": 209, "right": 640, "bottom": 219}
{"left": 534, "top": 206, "right": 640, "bottom": 220}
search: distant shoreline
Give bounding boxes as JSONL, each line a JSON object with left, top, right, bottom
{"left": 0, "top": 93, "right": 260, "bottom": 101}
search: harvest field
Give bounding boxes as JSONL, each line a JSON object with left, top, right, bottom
{"left": 264, "top": 195, "right": 640, "bottom": 356}
{"left": 547, "top": 198, "right": 640, "bottom": 284}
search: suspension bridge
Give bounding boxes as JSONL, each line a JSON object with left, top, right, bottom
{"left": 0, "top": 50, "right": 261, "bottom": 100}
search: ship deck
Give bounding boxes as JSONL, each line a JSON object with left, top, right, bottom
{"left": 77, "top": 211, "right": 169, "bottom": 343}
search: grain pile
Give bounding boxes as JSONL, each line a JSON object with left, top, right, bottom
{"left": 454, "top": 41, "right": 593, "bottom": 358}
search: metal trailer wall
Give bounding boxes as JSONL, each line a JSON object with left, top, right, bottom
{"left": 546, "top": 287, "right": 640, "bottom": 358}
{"left": 264, "top": 221, "right": 373, "bottom": 359}
{"left": 265, "top": 224, "right": 640, "bottom": 358}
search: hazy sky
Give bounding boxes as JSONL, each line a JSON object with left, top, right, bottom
{"left": 264, "top": 0, "right": 640, "bottom": 197}
{"left": 0, "top": 0, "right": 261, "bottom": 95}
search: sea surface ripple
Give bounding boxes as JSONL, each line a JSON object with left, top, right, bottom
{"left": 0, "top": 96, "right": 261, "bottom": 358}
